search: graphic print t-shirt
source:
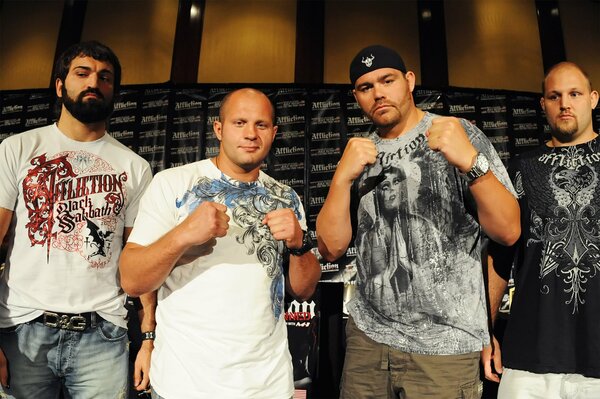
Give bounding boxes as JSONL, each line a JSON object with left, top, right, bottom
{"left": 128, "top": 159, "right": 303, "bottom": 398}
{"left": 0, "top": 124, "right": 152, "bottom": 327}
{"left": 501, "top": 138, "right": 600, "bottom": 377}
{"left": 348, "top": 112, "right": 515, "bottom": 355}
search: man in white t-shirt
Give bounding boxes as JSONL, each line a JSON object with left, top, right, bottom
{"left": 0, "top": 41, "right": 153, "bottom": 398}
{"left": 119, "top": 88, "right": 322, "bottom": 399}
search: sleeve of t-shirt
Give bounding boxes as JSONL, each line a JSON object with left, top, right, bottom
{"left": 460, "top": 118, "right": 517, "bottom": 197}
{"left": 123, "top": 159, "right": 153, "bottom": 228}
{"left": 127, "top": 170, "right": 178, "bottom": 246}
{"left": 487, "top": 156, "right": 522, "bottom": 280}
{"left": 291, "top": 188, "right": 307, "bottom": 231}
{"left": 0, "top": 136, "right": 20, "bottom": 211}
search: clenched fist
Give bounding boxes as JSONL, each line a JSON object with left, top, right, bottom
{"left": 263, "top": 208, "right": 303, "bottom": 250}
{"left": 426, "top": 116, "right": 477, "bottom": 172}
{"left": 336, "top": 137, "right": 378, "bottom": 183}
{"left": 179, "top": 201, "right": 229, "bottom": 247}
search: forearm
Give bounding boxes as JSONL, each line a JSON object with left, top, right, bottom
{"left": 469, "top": 172, "right": 520, "bottom": 245}
{"left": 287, "top": 252, "right": 321, "bottom": 301}
{"left": 138, "top": 291, "right": 157, "bottom": 332}
{"left": 119, "top": 227, "right": 190, "bottom": 296}
{"left": 487, "top": 254, "right": 509, "bottom": 326}
{"left": 316, "top": 178, "right": 353, "bottom": 261}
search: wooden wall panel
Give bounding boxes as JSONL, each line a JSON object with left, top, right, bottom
{"left": 445, "top": 0, "right": 543, "bottom": 92}
{"left": 0, "top": 0, "right": 64, "bottom": 90}
{"left": 323, "top": 0, "right": 420, "bottom": 85}
{"left": 198, "top": 0, "right": 297, "bottom": 83}
{"left": 82, "top": 0, "right": 178, "bottom": 84}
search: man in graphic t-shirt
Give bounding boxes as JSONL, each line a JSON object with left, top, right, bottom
{"left": 316, "top": 45, "right": 521, "bottom": 398}
{"left": 483, "top": 62, "right": 600, "bottom": 398}
{"left": 0, "top": 41, "right": 153, "bottom": 398}
{"left": 119, "top": 88, "right": 321, "bottom": 398}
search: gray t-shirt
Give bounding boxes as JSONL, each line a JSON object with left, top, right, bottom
{"left": 348, "top": 112, "right": 515, "bottom": 355}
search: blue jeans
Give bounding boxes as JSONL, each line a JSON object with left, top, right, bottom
{"left": 0, "top": 318, "right": 129, "bottom": 399}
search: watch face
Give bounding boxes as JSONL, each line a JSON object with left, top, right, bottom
{"left": 467, "top": 153, "right": 489, "bottom": 180}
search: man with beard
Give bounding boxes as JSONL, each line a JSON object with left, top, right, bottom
{"left": 483, "top": 63, "right": 600, "bottom": 398}
{"left": 0, "top": 41, "right": 153, "bottom": 398}
{"left": 316, "top": 45, "right": 520, "bottom": 398}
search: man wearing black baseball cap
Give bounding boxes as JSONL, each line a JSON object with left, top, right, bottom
{"left": 317, "top": 45, "right": 520, "bottom": 398}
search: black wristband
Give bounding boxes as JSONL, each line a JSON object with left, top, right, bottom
{"left": 141, "top": 331, "right": 156, "bottom": 341}
{"left": 286, "top": 230, "right": 314, "bottom": 257}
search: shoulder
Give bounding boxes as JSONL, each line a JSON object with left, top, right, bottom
{"left": 1, "top": 125, "right": 52, "bottom": 146}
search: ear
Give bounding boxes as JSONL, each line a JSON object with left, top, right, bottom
{"left": 540, "top": 97, "right": 546, "bottom": 112}
{"left": 271, "top": 125, "right": 278, "bottom": 143}
{"left": 352, "top": 89, "right": 358, "bottom": 102}
{"left": 56, "top": 78, "right": 64, "bottom": 98}
{"left": 213, "top": 120, "right": 222, "bottom": 141}
{"left": 406, "top": 71, "right": 416, "bottom": 92}
{"left": 591, "top": 90, "right": 599, "bottom": 110}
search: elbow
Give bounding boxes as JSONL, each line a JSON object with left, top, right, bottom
{"left": 120, "top": 272, "right": 145, "bottom": 297}
{"left": 316, "top": 238, "right": 347, "bottom": 262}
{"left": 490, "top": 224, "right": 521, "bottom": 246}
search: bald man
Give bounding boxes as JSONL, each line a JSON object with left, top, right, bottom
{"left": 483, "top": 62, "right": 600, "bottom": 398}
{"left": 119, "top": 88, "right": 321, "bottom": 398}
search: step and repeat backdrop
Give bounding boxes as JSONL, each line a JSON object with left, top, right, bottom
{"left": 2, "top": 83, "right": 599, "bottom": 396}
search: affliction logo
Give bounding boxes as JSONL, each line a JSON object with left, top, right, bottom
{"left": 22, "top": 152, "right": 127, "bottom": 267}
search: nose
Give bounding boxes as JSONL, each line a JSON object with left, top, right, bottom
{"left": 86, "top": 73, "right": 99, "bottom": 88}
{"left": 244, "top": 125, "right": 258, "bottom": 140}
{"left": 559, "top": 95, "right": 571, "bottom": 110}
{"left": 373, "top": 83, "right": 385, "bottom": 101}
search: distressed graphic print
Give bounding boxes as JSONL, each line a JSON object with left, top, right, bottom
{"left": 176, "top": 174, "right": 302, "bottom": 319}
{"left": 22, "top": 152, "right": 127, "bottom": 268}
{"left": 526, "top": 146, "right": 600, "bottom": 313}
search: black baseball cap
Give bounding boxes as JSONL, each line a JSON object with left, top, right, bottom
{"left": 349, "top": 45, "right": 407, "bottom": 86}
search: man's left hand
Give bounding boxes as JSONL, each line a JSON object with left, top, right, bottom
{"left": 263, "top": 209, "right": 303, "bottom": 250}
{"left": 426, "top": 116, "right": 478, "bottom": 173}
{"left": 133, "top": 340, "right": 153, "bottom": 392}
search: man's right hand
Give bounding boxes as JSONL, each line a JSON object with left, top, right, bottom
{"left": 481, "top": 335, "right": 503, "bottom": 383}
{"left": 335, "top": 138, "right": 378, "bottom": 184}
{"left": 179, "top": 202, "right": 229, "bottom": 247}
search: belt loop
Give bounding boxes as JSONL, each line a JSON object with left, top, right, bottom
{"left": 380, "top": 344, "right": 389, "bottom": 370}
{"left": 90, "top": 312, "right": 97, "bottom": 328}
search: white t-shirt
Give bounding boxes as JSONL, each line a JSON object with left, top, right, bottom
{"left": 128, "top": 159, "right": 304, "bottom": 398}
{"left": 0, "top": 124, "right": 152, "bottom": 328}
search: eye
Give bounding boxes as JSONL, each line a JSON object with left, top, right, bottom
{"left": 257, "top": 123, "right": 268, "bottom": 129}
{"left": 234, "top": 120, "right": 245, "bottom": 127}
{"left": 548, "top": 94, "right": 559, "bottom": 101}
{"left": 357, "top": 86, "right": 371, "bottom": 93}
{"left": 384, "top": 79, "right": 394, "bottom": 85}
{"left": 570, "top": 92, "right": 581, "bottom": 98}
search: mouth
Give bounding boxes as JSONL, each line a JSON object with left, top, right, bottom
{"left": 373, "top": 104, "right": 391, "bottom": 114}
{"left": 558, "top": 113, "right": 574, "bottom": 120}
{"left": 239, "top": 146, "right": 260, "bottom": 152}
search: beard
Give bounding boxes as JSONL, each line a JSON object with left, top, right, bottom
{"left": 61, "top": 86, "right": 114, "bottom": 123}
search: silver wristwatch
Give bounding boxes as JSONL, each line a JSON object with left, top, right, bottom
{"left": 462, "top": 152, "right": 490, "bottom": 183}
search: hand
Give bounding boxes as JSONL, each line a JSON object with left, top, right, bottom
{"left": 179, "top": 202, "right": 229, "bottom": 247}
{"left": 481, "top": 335, "right": 503, "bottom": 383}
{"left": 263, "top": 208, "right": 303, "bottom": 250}
{"left": 0, "top": 348, "right": 8, "bottom": 389}
{"left": 426, "top": 116, "right": 478, "bottom": 172}
{"left": 335, "top": 138, "right": 378, "bottom": 184}
{"left": 133, "top": 340, "right": 153, "bottom": 391}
